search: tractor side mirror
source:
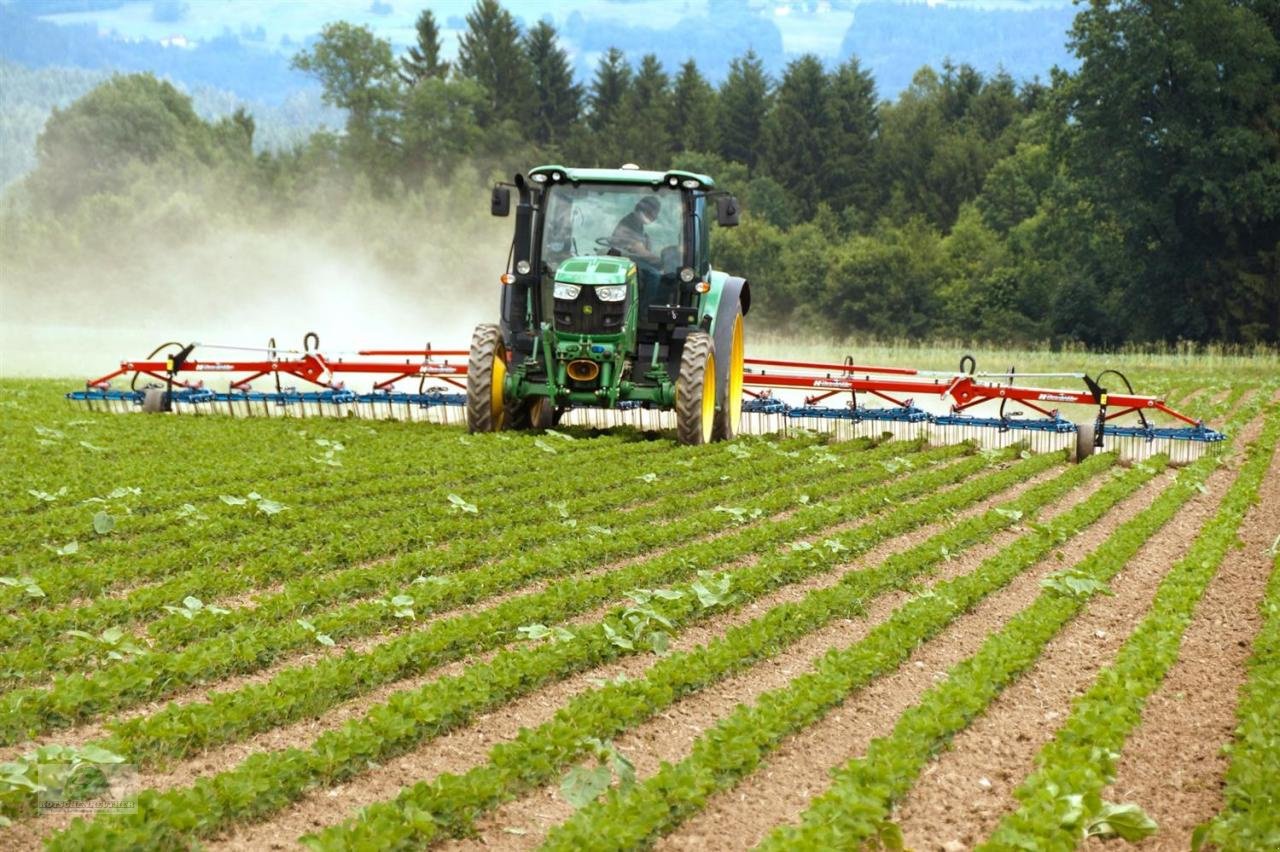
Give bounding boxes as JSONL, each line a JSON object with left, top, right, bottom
{"left": 491, "top": 186, "right": 511, "bottom": 217}
{"left": 715, "top": 195, "right": 740, "bottom": 227}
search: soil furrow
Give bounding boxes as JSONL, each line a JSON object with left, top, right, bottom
{"left": 0, "top": 486, "right": 804, "bottom": 763}
{"left": 443, "top": 465, "right": 1114, "bottom": 850}
{"left": 644, "top": 465, "right": 1166, "bottom": 852}
{"left": 1082, "top": 439, "right": 1280, "bottom": 851}
{"left": 190, "top": 459, "right": 1039, "bottom": 850}
{"left": 888, "top": 416, "right": 1263, "bottom": 850}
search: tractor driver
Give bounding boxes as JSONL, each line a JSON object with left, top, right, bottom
{"left": 610, "top": 195, "right": 662, "bottom": 266}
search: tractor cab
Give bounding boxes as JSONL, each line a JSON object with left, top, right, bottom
{"left": 475, "top": 165, "right": 748, "bottom": 444}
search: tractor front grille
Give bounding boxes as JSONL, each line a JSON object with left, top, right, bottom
{"left": 554, "top": 286, "right": 628, "bottom": 335}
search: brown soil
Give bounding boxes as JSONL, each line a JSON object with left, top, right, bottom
{"left": 1084, "top": 438, "right": 1280, "bottom": 850}
{"left": 650, "top": 465, "right": 1167, "bottom": 852}
{"left": 0, "top": 454, "right": 973, "bottom": 849}
{"left": 0, "top": 483, "right": 807, "bottom": 766}
{"left": 443, "top": 464, "right": 1116, "bottom": 850}
{"left": 199, "top": 458, "right": 1043, "bottom": 850}
{"left": 888, "top": 414, "right": 1264, "bottom": 851}
{"left": 205, "top": 652, "right": 658, "bottom": 851}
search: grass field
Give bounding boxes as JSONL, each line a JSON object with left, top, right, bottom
{"left": 1, "top": 369, "right": 1277, "bottom": 851}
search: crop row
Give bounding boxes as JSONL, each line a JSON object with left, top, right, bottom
{"left": 40, "top": 447, "right": 1066, "bottom": 847}
{"left": 763, "top": 403, "right": 1271, "bottom": 849}
{"left": 2, "top": 433, "right": 839, "bottom": 646}
{"left": 2, "top": 435, "right": 865, "bottom": 680}
{"left": 1, "top": 442, "right": 968, "bottom": 748}
{"left": 4, "top": 403, "right": 589, "bottom": 516}
{"left": 761, "top": 452, "right": 1218, "bottom": 847}
{"left": 1198, "top": 546, "right": 1280, "bottom": 850}
{"left": 4, "top": 433, "right": 683, "bottom": 606}
{"left": 539, "top": 457, "right": 1156, "bottom": 851}
{"left": 3, "top": 433, "right": 667, "bottom": 610}
{"left": 302, "top": 452, "right": 1109, "bottom": 850}
{"left": 5, "top": 423, "right": 635, "bottom": 542}
{"left": 982, "top": 408, "right": 1279, "bottom": 850}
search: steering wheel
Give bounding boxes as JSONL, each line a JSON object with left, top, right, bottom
{"left": 594, "top": 236, "right": 616, "bottom": 249}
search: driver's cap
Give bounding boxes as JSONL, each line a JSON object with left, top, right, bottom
{"left": 637, "top": 196, "right": 660, "bottom": 217}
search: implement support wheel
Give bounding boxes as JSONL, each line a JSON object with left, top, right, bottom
{"left": 142, "top": 388, "right": 171, "bottom": 413}
{"left": 467, "top": 324, "right": 507, "bottom": 433}
{"left": 1074, "top": 420, "right": 1097, "bottom": 462}
{"left": 676, "top": 331, "right": 717, "bottom": 446}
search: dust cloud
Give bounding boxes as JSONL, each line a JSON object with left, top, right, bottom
{"left": 0, "top": 201, "right": 511, "bottom": 381}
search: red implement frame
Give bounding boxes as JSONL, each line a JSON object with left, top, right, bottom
{"left": 86, "top": 348, "right": 469, "bottom": 392}
{"left": 741, "top": 357, "right": 1202, "bottom": 426}
{"left": 80, "top": 343, "right": 1203, "bottom": 429}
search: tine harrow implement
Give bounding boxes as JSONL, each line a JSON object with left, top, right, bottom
{"left": 739, "top": 355, "right": 1224, "bottom": 464}
{"left": 68, "top": 336, "right": 1225, "bottom": 463}
{"left": 66, "top": 336, "right": 469, "bottom": 425}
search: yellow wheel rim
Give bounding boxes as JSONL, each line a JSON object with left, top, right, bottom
{"left": 728, "top": 314, "right": 744, "bottom": 434}
{"left": 701, "top": 352, "right": 716, "bottom": 444}
{"left": 491, "top": 350, "right": 507, "bottom": 430}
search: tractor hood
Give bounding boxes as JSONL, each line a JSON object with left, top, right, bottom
{"left": 554, "top": 256, "right": 634, "bottom": 286}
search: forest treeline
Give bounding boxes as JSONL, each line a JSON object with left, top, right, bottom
{"left": 3, "top": 0, "right": 1277, "bottom": 346}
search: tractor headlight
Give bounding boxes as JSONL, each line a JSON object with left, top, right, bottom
{"left": 595, "top": 285, "right": 627, "bottom": 302}
{"left": 554, "top": 282, "right": 581, "bottom": 300}
{"left": 515, "top": 260, "right": 531, "bottom": 275}
{"left": 679, "top": 267, "right": 696, "bottom": 283}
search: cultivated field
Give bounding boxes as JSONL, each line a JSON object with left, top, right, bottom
{"left": 1, "top": 369, "right": 1277, "bottom": 851}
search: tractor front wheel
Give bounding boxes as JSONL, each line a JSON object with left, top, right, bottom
{"left": 507, "top": 395, "right": 557, "bottom": 431}
{"left": 466, "top": 324, "right": 507, "bottom": 433}
{"left": 676, "top": 331, "right": 717, "bottom": 445}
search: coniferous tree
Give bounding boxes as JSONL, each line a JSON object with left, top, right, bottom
{"left": 524, "top": 20, "right": 581, "bottom": 147}
{"left": 399, "top": 9, "right": 449, "bottom": 87}
{"left": 456, "top": 0, "right": 532, "bottom": 126}
{"left": 824, "top": 57, "right": 880, "bottom": 218}
{"left": 715, "top": 49, "right": 769, "bottom": 172}
{"left": 587, "top": 47, "right": 631, "bottom": 135}
{"left": 763, "top": 55, "right": 830, "bottom": 218}
{"left": 670, "top": 59, "right": 717, "bottom": 154}
{"left": 618, "top": 54, "right": 672, "bottom": 167}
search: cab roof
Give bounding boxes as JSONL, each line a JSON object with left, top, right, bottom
{"left": 528, "top": 165, "right": 715, "bottom": 189}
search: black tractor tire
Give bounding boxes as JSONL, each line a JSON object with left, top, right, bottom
{"left": 675, "top": 331, "right": 717, "bottom": 446}
{"left": 1075, "top": 420, "right": 1097, "bottom": 462}
{"left": 506, "top": 395, "right": 556, "bottom": 431}
{"left": 467, "top": 324, "right": 507, "bottom": 433}
{"left": 142, "top": 387, "right": 170, "bottom": 413}
{"left": 712, "top": 306, "right": 745, "bottom": 441}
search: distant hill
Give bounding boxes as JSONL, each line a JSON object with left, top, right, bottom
{"left": 1, "top": 0, "right": 1079, "bottom": 97}
{"left": 0, "top": 60, "right": 342, "bottom": 191}
{"left": 0, "top": 0, "right": 1082, "bottom": 189}
{"left": 841, "top": 1, "right": 1077, "bottom": 94}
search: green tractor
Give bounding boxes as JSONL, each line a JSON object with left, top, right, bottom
{"left": 468, "top": 164, "right": 749, "bottom": 445}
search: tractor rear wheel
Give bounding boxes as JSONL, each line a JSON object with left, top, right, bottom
{"left": 713, "top": 308, "right": 745, "bottom": 441}
{"left": 467, "top": 324, "right": 507, "bottom": 433}
{"left": 676, "top": 331, "right": 717, "bottom": 445}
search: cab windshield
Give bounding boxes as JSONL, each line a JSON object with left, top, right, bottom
{"left": 541, "top": 184, "right": 685, "bottom": 275}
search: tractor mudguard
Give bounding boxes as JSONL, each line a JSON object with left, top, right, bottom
{"left": 708, "top": 275, "right": 750, "bottom": 411}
